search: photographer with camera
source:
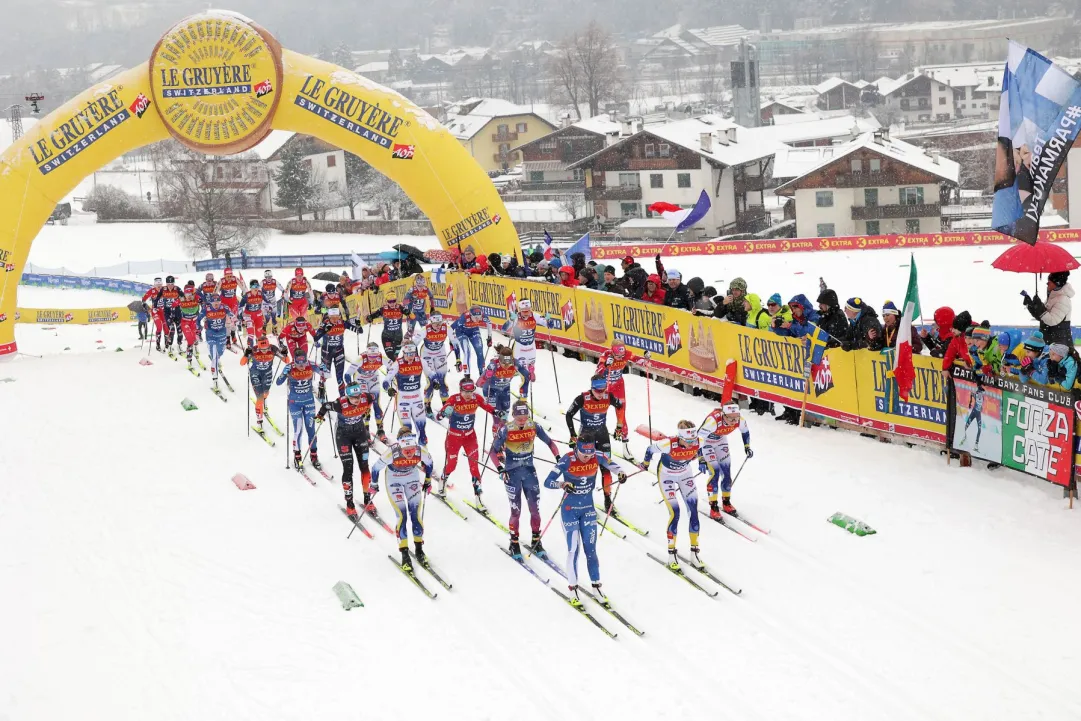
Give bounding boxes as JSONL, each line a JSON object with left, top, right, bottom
{"left": 1021, "top": 271, "right": 1073, "bottom": 345}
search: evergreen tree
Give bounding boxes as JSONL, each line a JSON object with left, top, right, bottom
{"left": 273, "top": 145, "right": 314, "bottom": 221}
{"left": 343, "top": 152, "right": 375, "bottom": 220}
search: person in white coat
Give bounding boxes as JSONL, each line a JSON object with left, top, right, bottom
{"left": 1024, "top": 270, "right": 1073, "bottom": 345}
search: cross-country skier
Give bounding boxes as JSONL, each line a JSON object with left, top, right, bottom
{"left": 960, "top": 382, "right": 985, "bottom": 451}
{"left": 565, "top": 376, "right": 624, "bottom": 515}
{"left": 596, "top": 341, "right": 648, "bottom": 443}
{"left": 420, "top": 313, "right": 453, "bottom": 417}
{"left": 640, "top": 420, "right": 707, "bottom": 567}
{"left": 286, "top": 267, "right": 312, "bottom": 322}
{"left": 481, "top": 345, "right": 525, "bottom": 432}
{"left": 543, "top": 431, "right": 626, "bottom": 605}
{"left": 450, "top": 305, "right": 493, "bottom": 377}
{"left": 402, "top": 274, "right": 432, "bottom": 338}
{"left": 489, "top": 399, "right": 560, "bottom": 559}
{"left": 436, "top": 376, "right": 495, "bottom": 503}
{"left": 367, "top": 290, "right": 406, "bottom": 361}
{"left": 279, "top": 314, "right": 317, "bottom": 363}
{"left": 316, "top": 382, "right": 376, "bottom": 518}
{"left": 157, "top": 275, "right": 182, "bottom": 355}
{"left": 371, "top": 428, "right": 435, "bottom": 571}
{"left": 199, "top": 273, "right": 219, "bottom": 307}
{"left": 345, "top": 342, "right": 387, "bottom": 443}
{"left": 698, "top": 402, "right": 752, "bottom": 518}
{"left": 241, "top": 335, "right": 286, "bottom": 432}
{"left": 202, "top": 294, "right": 237, "bottom": 390}
{"left": 383, "top": 340, "right": 428, "bottom": 445}
{"left": 276, "top": 352, "right": 329, "bottom": 472}
{"left": 241, "top": 279, "right": 268, "bottom": 347}
{"left": 501, "top": 298, "right": 549, "bottom": 395}
{"left": 178, "top": 284, "right": 204, "bottom": 369}
{"left": 260, "top": 270, "right": 282, "bottom": 334}
{"left": 313, "top": 307, "right": 360, "bottom": 398}
{"left": 142, "top": 277, "right": 166, "bottom": 351}
{"left": 319, "top": 282, "right": 350, "bottom": 321}
{"left": 218, "top": 268, "right": 243, "bottom": 348}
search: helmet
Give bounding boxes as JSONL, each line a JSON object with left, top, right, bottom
{"left": 264, "top": 269, "right": 272, "bottom": 278}
{"left": 205, "top": 272, "right": 214, "bottom": 281}
{"left": 428, "top": 313, "right": 443, "bottom": 326}
{"left": 224, "top": 267, "right": 233, "bottom": 276}
{"left": 677, "top": 420, "right": 696, "bottom": 443}
{"left": 367, "top": 342, "right": 381, "bottom": 354}
{"left": 722, "top": 403, "right": 740, "bottom": 424}
{"left": 512, "top": 399, "right": 530, "bottom": 418}
{"left": 345, "top": 383, "right": 363, "bottom": 398}
{"left": 501, "top": 254, "right": 512, "bottom": 266}
{"left": 250, "top": 279, "right": 258, "bottom": 288}
{"left": 385, "top": 291, "right": 398, "bottom": 302}
{"left": 575, "top": 437, "right": 597, "bottom": 456}
{"left": 402, "top": 341, "right": 418, "bottom": 357}
{"left": 414, "top": 275, "right": 426, "bottom": 286}
{"left": 460, "top": 376, "right": 476, "bottom": 392}
{"left": 326, "top": 283, "right": 335, "bottom": 293}
{"left": 590, "top": 376, "right": 608, "bottom": 392}
{"left": 184, "top": 285, "right": 195, "bottom": 296}
{"left": 612, "top": 341, "right": 626, "bottom": 359}
{"left": 295, "top": 267, "right": 304, "bottom": 277}
{"left": 327, "top": 307, "right": 341, "bottom": 317}
{"left": 154, "top": 277, "right": 163, "bottom": 286}
{"left": 294, "top": 353, "right": 310, "bottom": 365}
{"left": 207, "top": 293, "right": 221, "bottom": 304}
{"left": 469, "top": 305, "right": 483, "bottom": 317}
{"left": 165, "top": 275, "right": 175, "bottom": 284}
{"left": 518, "top": 299, "right": 532, "bottom": 312}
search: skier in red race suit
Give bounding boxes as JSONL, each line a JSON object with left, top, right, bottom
{"left": 142, "top": 277, "right": 166, "bottom": 351}
{"left": 217, "top": 267, "right": 243, "bottom": 348}
{"left": 241, "top": 280, "right": 268, "bottom": 348}
{"left": 435, "top": 376, "right": 495, "bottom": 503}
{"left": 287, "top": 268, "right": 313, "bottom": 322}
{"left": 280, "top": 315, "right": 317, "bottom": 362}
{"left": 595, "top": 340, "right": 649, "bottom": 442}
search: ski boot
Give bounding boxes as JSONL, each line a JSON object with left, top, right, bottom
{"left": 722, "top": 498, "right": 738, "bottom": 517}
{"left": 424, "top": 401, "right": 434, "bottom": 418}
{"left": 509, "top": 535, "right": 523, "bottom": 560}
{"left": 362, "top": 491, "right": 374, "bottom": 512}
{"left": 344, "top": 501, "right": 358, "bottom": 519}
{"left": 293, "top": 450, "right": 303, "bottom": 470}
{"left": 689, "top": 545, "right": 702, "bottom": 565}
{"left": 317, "top": 381, "right": 327, "bottom": 402}
{"left": 567, "top": 585, "right": 583, "bottom": 608}
{"left": 310, "top": 452, "right": 322, "bottom": 472}
{"left": 471, "top": 476, "right": 483, "bottom": 498}
{"left": 709, "top": 501, "right": 722, "bottom": 520}
{"left": 255, "top": 417, "right": 264, "bottom": 432}
{"left": 413, "top": 541, "right": 427, "bottom": 567}
{"left": 530, "top": 532, "right": 548, "bottom": 559}
{"left": 667, "top": 547, "right": 679, "bottom": 571}
{"left": 155, "top": 338, "right": 162, "bottom": 353}
{"left": 591, "top": 582, "right": 608, "bottom": 604}
{"left": 399, "top": 547, "right": 413, "bottom": 572}
{"left": 436, "top": 474, "right": 449, "bottom": 496}
{"left": 603, "top": 493, "right": 618, "bottom": 518}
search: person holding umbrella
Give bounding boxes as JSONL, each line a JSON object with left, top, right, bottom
{"left": 1023, "top": 271, "right": 1074, "bottom": 345}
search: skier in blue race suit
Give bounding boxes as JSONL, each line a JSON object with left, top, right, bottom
{"left": 276, "top": 352, "right": 329, "bottom": 472}
{"left": 450, "top": 305, "right": 493, "bottom": 378}
{"left": 490, "top": 399, "right": 560, "bottom": 559}
{"left": 202, "top": 294, "right": 237, "bottom": 390}
{"left": 543, "top": 431, "right": 626, "bottom": 604}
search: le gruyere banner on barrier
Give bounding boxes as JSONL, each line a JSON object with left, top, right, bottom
{"left": 13, "top": 307, "right": 136, "bottom": 325}
{"left": 0, "top": 10, "right": 521, "bottom": 358}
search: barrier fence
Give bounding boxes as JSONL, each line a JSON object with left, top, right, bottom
{"left": 193, "top": 253, "right": 389, "bottom": 272}
{"left": 347, "top": 272, "right": 1078, "bottom": 494}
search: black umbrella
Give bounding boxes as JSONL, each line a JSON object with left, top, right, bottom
{"left": 313, "top": 271, "right": 342, "bottom": 282}
{"left": 127, "top": 300, "right": 145, "bottom": 312}
{"left": 393, "top": 243, "right": 426, "bottom": 261}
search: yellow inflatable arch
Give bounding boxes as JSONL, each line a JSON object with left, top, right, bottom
{"left": 0, "top": 10, "right": 521, "bottom": 356}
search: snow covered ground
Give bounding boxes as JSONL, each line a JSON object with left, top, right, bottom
{"left": 4, "top": 228, "right": 1081, "bottom": 721}
{"left": 16, "top": 286, "right": 138, "bottom": 308}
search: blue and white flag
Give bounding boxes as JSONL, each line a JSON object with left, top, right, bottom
{"left": 992, "top": 42, "right": 1081, "bottom": 244}
{"left": 560, "top": 232, "right": 591, "bottom": 266}
{"left": 676, "top": 190, "right": 711, "bottom": 232}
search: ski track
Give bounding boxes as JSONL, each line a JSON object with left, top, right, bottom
{"left": 4, "top": 317, "right": 1081, "bottom": 721}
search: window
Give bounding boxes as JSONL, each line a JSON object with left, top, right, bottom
{"left": 644, "top": 143, "right": 656, "bottom": 158}
{"left": 906, "top": 219, "right": 920, "bottom": 233}
{"left": 899, "top": 186, "right": 924, "bottom": 205}
{"left": 499, "top": 143, "right": 511, "bottom": 154}
{"left": 497, "top": 124, "right": 509, "bottom": 135}
{"left": 659, "top": 143, "right": 671, "bottom": 158}
{"left": 529, "top": 171, "right": 545, "bottom": 182}
{"left": 815, "top": 190, "right": 834, "bottom": 208}
{"left": 864, "top": 188, "right": 878, "bottom": 207}
{"left": 329, "top": 181, "right": 340, "bottom": 192}
{"left": 677, "top": 173, "right": 691, "bottom": 188}
{"left": 620, "top": 202, "right": 640, "bottom": 217}
{"left": 960, "top": 103, "right": 966, "bottom": 109}
{"left": 572, "top": 168, "right": 585, "bottom": 181}
{"left": 851, "top": 158, "right": 862, "bottom": 173}
{"left": 650, "top": 173, "right": 663, "bottom": 188}
{"left": 304, "top": 158, "right": 312, "bottom": 169}
{"left": 327, "top": 154, "right": 337, "bottom": 168}
{"left": 869, "top": 158, "right": 881, "bottom": 172}
{"left": 215, "top": 165, "right": 224, "bottom": 179}
{"left": 900, "top": 99, "right": 910, "bottom": 110}
{"left": 865, "top": 220, "right": 880, "bottom": 235}
{"left": 938, "top": 96, "right": 946, "bottom": 105}
{"left": 540, "top": 139, "right": 557, "bottom": 151}
{"left": 817, "top": 223, "right": 836, "bottom": 237}
{"left": 918, "top": 97, "right": 929, "bottom": 108}
{"left": 516, "top": 122, "right": 528, "bottom": 133}
{"left": 618, "top": 172, "right": 640, "bottom": 187}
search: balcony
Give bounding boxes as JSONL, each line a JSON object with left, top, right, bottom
{"left": 519, "top": 180, "right": 586, "bottom": 191}
{"left": 733, "top": 175, "right": 766, "bottom": 193}
{"left": 851, "top": 203, "right": 941, "bottom": 220}
{"left": 493, "top": 153, "right": 518, "bottom": 164}
{"left": 585, "top": 185, "right": 642, "bottom": 201}
{"left": 833, "top": 171, "right": 899, "bottom": 188}
{"left": 492, "top": 131, "right": 519, "bottom": 142}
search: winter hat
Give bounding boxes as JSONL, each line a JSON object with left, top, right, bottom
{"left": 817, "top": 289, "right": 839, "bottom": 308}
{"left": 1023, "top": 331, "right": 1046, "bottom": 352}
{"left": 602, "top": 265, "right": 615, "bottom": 276}
{"left": 845, "top": 297, "right": 866, "bottom": 314}
{"left": 622, "top": 255, "right": 635, "bottom": 266}
{"left": 997, "top": 331, "right": 1013, "bottom": 348}
{"left": 1049, "top": 270, "right": 1070, "bottom": 288}
{"left": 971, "top": 326, "right": 992, "bottom": 341}
{"left": 1049, "top": 342, "right": 1070, "bottom": 358}
{"left": 729, "top": 277, "right": 747, "bottom": 293}
{"left": 882, "top": 300, "right": 900, "bottom": 316}
{"left": 767, "top": 293, "right": 782, "bottom": 306}
{"left": 703, "top": 286, "right": 717, "bottom": 298}
{"left": 668, "top": 269, "right": 682, "bottom": 281}
{"left": 559, "top": 265, "right": 574, "bottom": 275}
{"left": 951, "top": 310, "right": 972, "bottom": 332}
{"left": 687, "top": 277, "right": 705, "bottom": 294}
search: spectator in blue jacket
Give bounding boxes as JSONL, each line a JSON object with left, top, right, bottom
{"left": 998, "top": 330, "right": 1023, "bottom": 372}
{"left": 772, "top": 293, "right": 819, "bottom": 338}
{"left": 137, "top": 302, "right": 149, "bottom": 340}
{"left": 1040, "top": 342, "right": 1078, "bottom": 390}
{"left": 1017, "top": 332, "right": 1048, "bottom": 384}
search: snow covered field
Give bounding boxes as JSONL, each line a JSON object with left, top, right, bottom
{"left": 16, "top": 286, "right": 137, "bottom": 308}
{"left": 3, "top": 225, "right": 1081, "bottom": 721}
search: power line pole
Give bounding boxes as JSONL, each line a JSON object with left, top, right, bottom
{"left": 9, "top": 104, "right": 23, "bottom": 141}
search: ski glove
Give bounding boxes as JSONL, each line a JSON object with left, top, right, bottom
{"left": 455, "top": 360, "right": 463, "bottom": 372}
{"left": 698, "top": 460, "right": 708, "bottom": 475}
{"left": 486, "top": 337, "right": 493, "bottom": 348}
{"left": 422, "top": 478, "right": 432, "bottom": 494}
{"left": 744, "top": 445, "right": 753, "bottom": 458}
{"left": 560, "top": 480, "right": 576, "bottom": 493}
{"left": 386, "top": 385, "right": 397, "bottom": 397}
{"left": 616, "top": 472, "right": 628, "bottom": 484}
{"left": 637, "top": 461, "right": 649, "bottom": 471}
{"left": 369, "top": 481, "right": 380, "bottom": 494}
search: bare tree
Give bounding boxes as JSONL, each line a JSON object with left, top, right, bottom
{"left": 556, "top": 195, "right": 585, "bottom": 220}
{"left": 573, "top": 21, "right": 621, "bottom": 118}
{"left": 157, "top": 144, "right": 269, "bottom": 259}
{"left": 550, "top": 39, "right": 583, "bottom": 120}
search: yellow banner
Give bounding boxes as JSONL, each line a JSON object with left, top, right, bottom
{"left": 852, "top": 351, "right": 949, "bottom": 440}
{"left": 15, "top": 307, "right": 136, "bottom": 324}
{"left": 464, "top": 274, "right": 582, "bottom": 347}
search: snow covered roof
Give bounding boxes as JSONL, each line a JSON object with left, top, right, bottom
{"left": 920, "top": 63, "right": 1003, "bottom": 91}
{"left": 774, "top": 131, "right": 960, "bottom": 193}
{"left": 356, "top": 61, "right": 389, "bottom": 74}
{"left": 686, "top": 25, "right": 749, "bottom": 48}
{"left": 877, "top": 71, "right": 959, "bottom": 97}
{"left": 772, "top": 145, "right": 846, "bottom": 180}
{"left": 445, "top": 114, "right": 492, "bottom": 141}
{"left": 636, "top": 115, "right": 782, "bottom": 167}
{"left": 574, "top": 114, "right": 623, "bottom": 135}
{"left": 443, "top": 99, "right": 551, "bottom": 141}
{"left": 814, "top": 77, "right": 859, "bottom": 95}
{"left": 742, "top": 114, "right": 880, "bottom": 146}
{"left": 760, "top": 98, "right": 806, "bottom": 113}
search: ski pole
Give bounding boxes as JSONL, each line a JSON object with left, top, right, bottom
{"left": 526, "top": 492, "right": 566, "bottom": 559}
{"left": 548, "top": 339, "right": 562, "bottom": 405}
{"left": 644, "top": 357, "right": 654, "bottom": 444}
{"left": 599, "top": 481, "right": 623, "bottom": 538}
{"left": 730, "top": 456, "right": 750, "bottom": 490}
{"left": 247, "top": 383, "right": 250, "bottom": 438}
{"left": 284, "top": 402, "right": 291, "bottom": 469}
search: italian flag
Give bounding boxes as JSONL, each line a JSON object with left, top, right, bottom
{"left": 894, "top": 254, "right": 921, "bottom": 402}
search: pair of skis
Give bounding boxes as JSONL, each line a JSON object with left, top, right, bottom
{"left": 388, "top": 550, "right": 453, "bottom": 599}
{"left": 250, "top": 396, "right": 285, "bottom": 447}
{"left": 210, "top": 374, "right": 234, "bottom": 403}
{"left": 697, "top": 508, "right": 771, "bottom": 543}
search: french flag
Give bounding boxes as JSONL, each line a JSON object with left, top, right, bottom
{"left": 542, "top": 231, "right": 555, "bottom": 261}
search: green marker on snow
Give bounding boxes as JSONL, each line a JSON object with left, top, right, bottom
{"left": 333, "top": 581, "right": 364, "bottom": 610}
{"left": 828, "top": 512, "right": 876, "bottom": 536}
{"left": 181, "top": 398, "right": 198, "bottom": 411}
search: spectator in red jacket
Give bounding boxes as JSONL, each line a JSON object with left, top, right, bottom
{"left": 558, "top": 265, "right": 580, "bottom": 287}
{"left": 641, "top": 273, "right": 666, "bottom": 304}
{"left": 940, "top": 307, "right": 974, "bottom": 377}
{"left": 373, "top": 264, "right": 392, "bottom": 287}
{"left": 458, "top": 245, "right": 489, "bottom": 275}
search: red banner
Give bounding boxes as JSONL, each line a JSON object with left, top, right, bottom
{"left": 590, "top": 228, "right": 1081, "bottom": 260}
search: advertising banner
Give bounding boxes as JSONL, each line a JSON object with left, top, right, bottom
{"left": 855, "top": 352, "right": 950, "bottom": 441}
{"left": 466, "top": 274, "right": 581, "bottom": 347}
{"left": 950, "top": 367, "right": 1076, "bottom": 486}
{"left": 14, "top": 307, "right": 136, "bottom": 325}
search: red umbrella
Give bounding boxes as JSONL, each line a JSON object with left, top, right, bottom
{"left": 991, "top": 241, "right": 1080, "bottom": 273}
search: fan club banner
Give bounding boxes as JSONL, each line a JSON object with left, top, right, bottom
{"left": 950, "top": 367, "right": 1075, "bottom": 486}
